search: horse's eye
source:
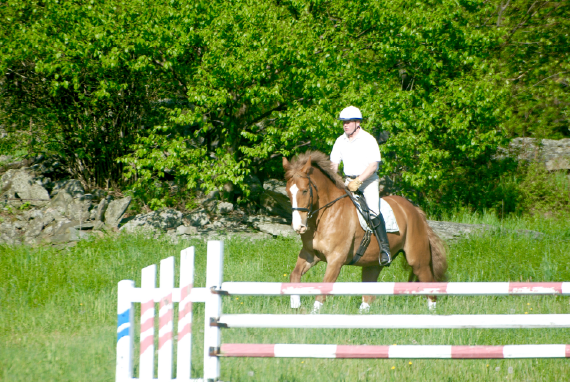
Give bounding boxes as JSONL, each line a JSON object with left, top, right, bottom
{"left": 302, "top": 190, "right": 308, "bottom": 195}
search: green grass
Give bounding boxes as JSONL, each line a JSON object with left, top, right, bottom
{"left": 1, "top": 215, "right": 569, "bottom": 381}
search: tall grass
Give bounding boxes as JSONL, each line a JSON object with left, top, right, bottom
{"left": 1, "top": 215, "right": 569, "bottom": 381}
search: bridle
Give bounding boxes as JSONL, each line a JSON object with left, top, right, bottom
{"left": 290, "top": 174, "right": 348, "bottom": 220}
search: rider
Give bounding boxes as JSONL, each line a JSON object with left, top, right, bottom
{"left": 329, "top": 106, "right": 392, "bottom": 266}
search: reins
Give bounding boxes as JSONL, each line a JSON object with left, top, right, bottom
{"left": 290, "top": 174, "right": 348, "bottom": 219}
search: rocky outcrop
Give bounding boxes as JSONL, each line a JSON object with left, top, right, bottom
{"left": 0, "top": 167, "right": 132, "bottom": 247}
{"left": 504, "top": 138, "right": 570, "bottom": 171}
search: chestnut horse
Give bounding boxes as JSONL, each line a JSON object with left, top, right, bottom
{"left": 282, "top": 151, "right": 447, "bottom": 313}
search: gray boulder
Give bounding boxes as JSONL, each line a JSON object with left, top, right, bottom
{"left": 217, "top": 201, "right": 234, "bottom": 214}
{"left": 104, "top": 197, "right": 132, "bottom": 228}
{"left": 95, "top": 198, "right": 109, "bottom": 222}
{"left": 47, "top": 190, "right": 92, "bottom": 222}
{"left": 120, "top": 208, "right": 183, "bottom": 233}
{"left": 263, "top": 179, "right": 287, "bottom": 196}
{"left": 50, "top": 179, "right": 85, "bottom": 198}
{"left": 260, "top": 190, "right": 292, "bottom": 221}
{"left": 0, "top": 169, "right": 50, "bottom": 203}
{"left": 504, "top": 138, "right": 570, "bottom": 171}
{"left": 176, "top": 225, "right": 197, "bottom": 235}
{"left": 185, "top": 209, "right": 210, "bottom": 227}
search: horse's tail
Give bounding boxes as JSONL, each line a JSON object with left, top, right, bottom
{"left": 415, "top": 207, "right": 448, "bottom": 281}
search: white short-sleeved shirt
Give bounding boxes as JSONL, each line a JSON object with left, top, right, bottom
{"left": 330, "top": 129, "right": 381, "bottom": 179}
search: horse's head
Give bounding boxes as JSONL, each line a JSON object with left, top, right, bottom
{"left": 283, "top": 155, "right": 314, "bottom": 234}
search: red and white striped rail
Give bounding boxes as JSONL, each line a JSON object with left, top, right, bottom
{"left": 217, "top": 344, "right": 570, "bottom": 359}
{"left": 221, "top": 281, "right": 570, "bottom": 296}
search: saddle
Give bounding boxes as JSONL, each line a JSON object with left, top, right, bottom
{"left": 345, "top": 189, "right": 394, "bottom": 265}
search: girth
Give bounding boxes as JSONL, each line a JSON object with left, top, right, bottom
{"left": 344, "top": 189, "right": 375, "bottom": 265}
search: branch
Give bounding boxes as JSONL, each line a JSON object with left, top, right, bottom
{"left": 269, "top": 141, "right": 312, "bottom": 159}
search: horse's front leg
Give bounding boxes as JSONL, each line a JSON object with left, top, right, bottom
{"left": 359, "top": 265, "right": 383, "bottom": 313}
{"left": 290, "top": 249, "right": 319, "bottom": 309}
{"left": 312, "top": 256, "right": 344, "bottom": 313}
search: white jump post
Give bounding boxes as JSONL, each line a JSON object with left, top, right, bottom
{"left": 116, "top": 246, "right": 203, "bottom": 382}
{"left": 116, "top": 280, "right": 135, "bottom": 380}
{"left": 204, "top": 241, "right": 224, "bottom": 382}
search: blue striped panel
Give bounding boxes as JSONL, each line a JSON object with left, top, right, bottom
{"left": 117, "top": 327, "right": 130, "bottom": 342}
{"left": 117, "top": 309, "right": 131, "bottom": 328}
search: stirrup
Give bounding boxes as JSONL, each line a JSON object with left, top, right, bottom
{"left": 380, "top": 250, "right": 392, "bottom": 267}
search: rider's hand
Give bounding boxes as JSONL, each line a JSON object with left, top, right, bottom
{"left": 347, "top": 178, "right": 363, "bottom": 192}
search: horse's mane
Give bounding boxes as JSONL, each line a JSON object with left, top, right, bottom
{"left": 285, "top": 150, "right": 346, "bottom": 190}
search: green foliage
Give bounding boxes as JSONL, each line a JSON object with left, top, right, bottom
{"left": 2, "top": 0, "right": 567, "bottom": 212}
{"left": 0, "top": 0, "right": 190, "bottom": 187}
{"left": 517, "top": 162, "right": 570, "bottom": 215}
{"left": 119, "top": 0, "right": 516, "bottom": 210}
{"left": 488, "top": 0, "right": 570, "bottom": 139}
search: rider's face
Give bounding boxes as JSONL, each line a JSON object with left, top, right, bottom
{"left": 343, "top": 120, "right": 359, "bottom": 135}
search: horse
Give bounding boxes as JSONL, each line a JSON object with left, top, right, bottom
{"left": 282, "top": 150, "right": 447, "bottom": 313}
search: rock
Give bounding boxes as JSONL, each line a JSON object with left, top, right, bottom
{"left": 0, "top": 222, "right": 21, "bottom": 245}
{"left": 263, "top": 179, "right": 287, "bottom": 196}
{"left": 91, "top": 189, "right": 107, "bottom": 201}
{"left": 176, "top": 225, "right": 197, "bottom": 235}
{"left": 427, "top": 220, "right": 491, "bottom": 242}
{"left": 74, "top": 222, "right": 97, "bottom": 230}
{"left": 120, "top": 208, "right": 183, "bottom": 233}
{"left": 185, "top": 209, "right": 210, "bottom": 227}
{"left": 95, "top": 198, "right": 109, "bottom": 222}
{"left": 24, "top": 219, "right": 46, "bottom": 239}
{"left": 50, "top": 179, "right": 85, "bottom": 198}
{"left": 426, "top": 220, "right": 543, "bottom": 242}
{"left": 503, "top": 138, "right": 570, "bottom": 171}
{"left": 244, "top": 175, "right": 263, "bottom": 199}
{"left": 260, "top": 190, "right": 292, "bottom": 221}
{"left": 0, "top": 169, "right": 50, "bottom": 203}
{"left": 254, "top": 221, "right": 296, "bottom": 238}
{"left": 48, "top": 189, "right": 73, "bottom": 214}
{"left": 104, "top": 196, "right": 132, "bottom": 228}
{"left": 67, "top": 196, "right": 93, "bottom": 222}
{"left": 217, "top": 202, "right": 234, "bottom": 214}
{"left": 0, "top": 155, "right": 12, "bottom": 163}
{"left": 48, "top": 190, "right": 91, "bottom": 222}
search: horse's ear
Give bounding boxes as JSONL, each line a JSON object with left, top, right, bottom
{"left": 301, "top": 156, "right": 312, "bottom": 174}
{"left": 282, "top": 157, "right": 291, "bottom": 171}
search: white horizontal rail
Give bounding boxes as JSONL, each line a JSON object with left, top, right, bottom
{"left": 221, "top": 281, "right": 570, "bottom": 296}
{"left": 216, "top": 314, "right": 570, "bottom": 329}
{"left": 126, "top": 287, "right": 208, "bottom": 303}
{"left": 218, "top": 343, "right": 570, "bottom": 359}
{"left": 125, "top": 379, "right": 204, "bottom": 382}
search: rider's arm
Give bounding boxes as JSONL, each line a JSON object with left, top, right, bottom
{"left": 358, "top": 161, "right": 379, "bottom": 182}
{"left": 330, "top": 162, "right": 339, "bottom": 174}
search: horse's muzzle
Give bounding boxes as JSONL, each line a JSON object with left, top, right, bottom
{"left": 293, "top": 223, "right": 307, "bottom": 234}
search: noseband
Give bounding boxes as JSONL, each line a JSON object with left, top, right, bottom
{"left": 291, "top": 174, "right": 348, "bottom": 220}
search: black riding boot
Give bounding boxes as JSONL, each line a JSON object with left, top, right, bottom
{"left": 371, "top": 213, "right": 392, "bottom": 266}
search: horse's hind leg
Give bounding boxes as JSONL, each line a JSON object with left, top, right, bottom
{"left": 360, "top": 265, "right": 382, "bottom": 313}
{"left": 407, "top": 248, "right": 438, "bottom": 310}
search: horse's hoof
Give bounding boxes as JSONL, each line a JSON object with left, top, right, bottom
{"left": 428, "top": 300, "right": 437, "bottom": 311}
{"left": 290, "top": 295, "right": 301, "bottom": 309}
{"left": 359, "top": 302, "right": 370, "bottom": 314}
{"left": 311, "top": 301, "right": 323, "bottom": 314}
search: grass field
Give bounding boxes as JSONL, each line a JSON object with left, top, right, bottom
{"left": 1, "top": 212, "right": 570, "bottom": 381}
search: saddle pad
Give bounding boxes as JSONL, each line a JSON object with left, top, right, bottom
{"left": 357, "top": 198, "right": 400, "bottom": 233}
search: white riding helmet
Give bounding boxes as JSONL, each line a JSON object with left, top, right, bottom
{"left": 338, "top": 106, "right": 362, "bottom": 120}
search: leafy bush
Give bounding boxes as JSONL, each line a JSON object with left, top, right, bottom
{"left": 517, "top": 162, "right": 570, "bottom": 216}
